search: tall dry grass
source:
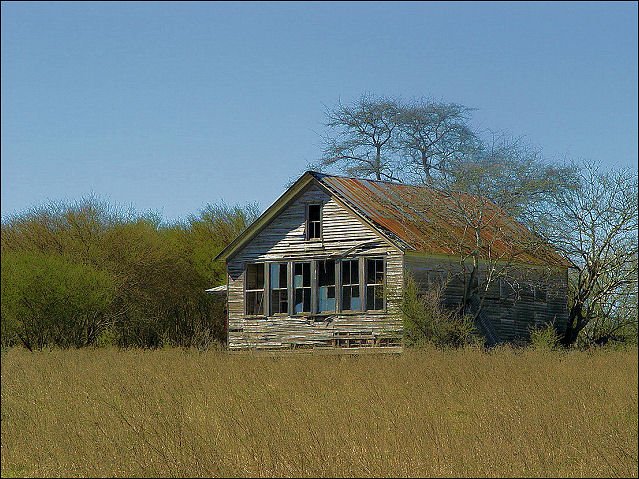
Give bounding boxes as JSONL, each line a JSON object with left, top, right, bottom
{"left": 1, "top": 347, "right": 637, "bottom": 478}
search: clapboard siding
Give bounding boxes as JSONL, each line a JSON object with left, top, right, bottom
{"left": 404, "top": 253, "right": 569, "bottom": 343}
{"left": 227, "top": 183, "right": 403, "bottom": 349}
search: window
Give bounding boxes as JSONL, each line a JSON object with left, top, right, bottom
{"left": 499, "top": 278, "right": 518, "bottom": 301}
{"left": 534, "top": 284, "right": 547, "bottom": 302}
{"left": 366, "top": 258, "right": 385, "bottom": 310}
{"left": 270, "top": 263, "right": 289, "bottom": 315}
{"left": 341, "top": 259, "right": 361, "bottom": 311}
{"left": 318, "top": 260, "right": 336, "bottom": 312}
{"left": 246, "top": 256, "right": 388, "bottom": 317}
{"left": 307, "top": 204, "right": 321, "bottom": 240}
{"left": 245, "top": 264, "right": 265, "bottom": 315}
{"left": 293, "top": 262, "right": 312, "bottom": 314}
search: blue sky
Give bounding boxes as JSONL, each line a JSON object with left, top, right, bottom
{"left": 2, "top": 1, "right": 637, "bottom": 221}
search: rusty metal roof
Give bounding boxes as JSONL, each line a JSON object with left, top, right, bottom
{"left": 312, "top": 172, "right": 568, "bottom": 267}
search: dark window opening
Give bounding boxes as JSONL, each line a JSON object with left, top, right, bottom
{"left": 245, "top": 264, "right": 265, "bottom": 315}
{"left": 270, "top": 263, "right": 288, "bottom": 315}
{"left": 307, "top": 204, "right": 321, "bottom": 240}
{"left": 341, "top": 259, "right": 361, "bottom": 311}
{"left": 318, "top": 260, "right": 336, "bottom": 312}
{"left": 366, "top": 258, "right": 385, "bottom": 311}
{"left": 294, "top": 262, "right": 312, "bottom": 314}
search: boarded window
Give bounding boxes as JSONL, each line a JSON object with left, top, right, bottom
{"left": 245, "top": 264, "right": 265, "bottom": 315}
{"left": 270, "top": 263, "right": 288, "bottom": 315}
{"left": 318, "top": 260, "right": 336, "bottom": 312}
{"left": 294, "top": 262, "right": 312, "bottom": 314}
{"left": 307, "top": 204, "right": 321, "bottom": 240}
{"left": 341, "top": 259, "right": 361, "bottom": 311}
{"left": 366, "top": 258, "right": 385, "bottom": 311}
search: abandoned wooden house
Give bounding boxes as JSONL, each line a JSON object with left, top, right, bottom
{"left": 214, "top": 171, "right": 569, "bottom": 350}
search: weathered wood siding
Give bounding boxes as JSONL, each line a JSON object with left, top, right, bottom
{"left": 227, "top": 183, "right": 403, "bottom": 349}
{"left": 404, "top": 253, "right": 569, "bottom": 344}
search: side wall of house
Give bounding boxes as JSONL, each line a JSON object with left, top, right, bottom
{"left": 404, "top": 253, "right": 569, "bottom": 344}
{"left": 226, "top": 183, "right": 404, "bottom": 349}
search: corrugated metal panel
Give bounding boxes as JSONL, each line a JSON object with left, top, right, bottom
{"left": 313, "top": 172, "right": 568, "bottom": 267}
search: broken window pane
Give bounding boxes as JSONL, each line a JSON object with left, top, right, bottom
{"left": 341, "top": 259, "right": 361, "bottom": 311}
{"left": 366, "top": 258, "right": 385, "bottom": 310}
{"left": 270, "top": 262, "right": 288, "bottom": 314}
{"left": 294, "top": 262, "right": 311, "bottom": 314}
{"left": 499, "top": 278, "right": 518, "bottom": 301}
{"left": 246, "top": 263, "right": 265, "bottom": 290}
{"left": 366, "top": 285, "right": 384, "bottom": 311}
{"left": 534, "top": 284, "right": 548, "bottom": 302}
{"left": 246, "top": 291, "right": 264, "bottom": 315}
{"left": 318, "top": 260, "right": 336, "bottom": 312}
{"left": 426, "top": 270, "right": 447, "bottom": 288}
{"left": 245, "top": 264, "right": 265, "bottom": 315}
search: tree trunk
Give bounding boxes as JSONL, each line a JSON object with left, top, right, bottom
{"left": 421, "top": 151, "right": 433, "bottom": 183}
{"left": 462, "top": 260, "right": 480, "bottom": 315}
{"left": 561, "top": 303, "right": 585, "bottom": 346}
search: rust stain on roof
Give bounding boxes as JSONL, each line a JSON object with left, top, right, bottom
{"left": 313, "top": 172, "right": 568, "bottom": 267}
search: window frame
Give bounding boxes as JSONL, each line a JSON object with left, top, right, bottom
{"left": 243, "top": 256, "right": 391, "bottom": 318}
{"left": 365, "top": 257, "right": 386, "bottom": 312}
{"left": 533, "top": 283, "right": 548, "bottom": 303}
{"left": 269, "top": 262, "right": 290, "bottom": 316}
{"left": 316, "top": 259, "right": 337, "bottom": 314}
{"left": 244, "top": 263, "right": 266, "bottom": 317}
{"left": 305, "top": 204, "right": 323, "bottom": 241}
{"left": 340, "top": 258, "right": 362, "bottom": 313}
{"left": 292, "top": 261, "right": 313, "bottom": 315}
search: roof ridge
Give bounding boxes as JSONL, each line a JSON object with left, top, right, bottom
{"left": 308, "top": 170, "right": 410, "bottom": 187}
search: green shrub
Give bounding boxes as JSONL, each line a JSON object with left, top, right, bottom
{"left": 402, "top": 275, "right": 479, "bottom": 348}
{"left": 1, "top": 251, "right": 116, "bottom": 349}
{"left": 1, "top": 198, "right": 256, "bottom": 350}
{"left": 530, "top": 323, "right": 560, "bottom": 350}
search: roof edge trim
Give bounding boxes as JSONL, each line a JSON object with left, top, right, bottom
{"left": 214, "top": 172, "right": 316, "bottom": 262}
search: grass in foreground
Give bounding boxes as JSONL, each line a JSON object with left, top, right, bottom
{"left": 1, "top": 347, "right": 637, "bottom": 478}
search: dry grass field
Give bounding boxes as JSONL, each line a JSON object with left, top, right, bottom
{"left": 1, "top": 346, "right": 637, "bottom": 478}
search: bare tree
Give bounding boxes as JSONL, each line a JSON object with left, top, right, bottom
{"left": 534, "top": 163, "right": 639, "bottom": 346}
{"left": 318, "top": 92, "right": 637, "bottom": 347}
{"left": 411, "top": 140, "right": 578, "bottom": 341}
{"left": 420, "top": 185, "right": 555, "bottom": 339}
{"left": 396, "top": 99, "right": 478, "bottom": 183}
{"left": 320, "top": 94, "right": 402, "bottom": 181}
{"left": 446, "top": 133, "right": 579, "bottom": 221}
